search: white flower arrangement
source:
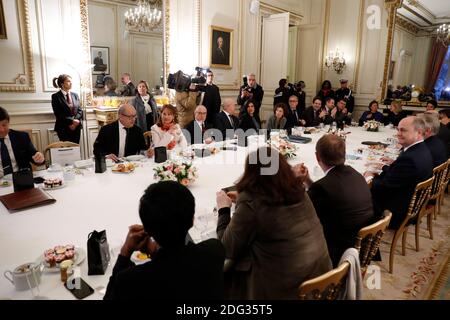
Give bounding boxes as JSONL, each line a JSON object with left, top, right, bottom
{"left": 363, "top": 120, "right": 382, "bottom": 132}
{"left": 153, "top": 160, "right": 198, "bottom": 186}
{"left": 268, "top": 136, "right": 297, "bottom": 158}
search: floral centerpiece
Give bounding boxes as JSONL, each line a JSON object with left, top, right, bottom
{"left": 268, "top": 136, "right": 297, "bottom": 158}
{"left": 153, "top": 160, "right": 198, "bottom": 186}
{"left": 363, "top": 120, "right": 382, "bottom": 132}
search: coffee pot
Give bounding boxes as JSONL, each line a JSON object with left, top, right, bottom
{"left": 4, "top": 262, "right": 44, "bottom": 291}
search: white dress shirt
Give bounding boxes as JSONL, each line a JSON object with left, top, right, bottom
{"left": 0, "top": 134, "right": 19, "bottom": 176}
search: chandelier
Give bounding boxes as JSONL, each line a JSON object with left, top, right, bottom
{"left": 436, "top": 24, "right": 450, "bottom": 47}
{"left": 325, "top": 48, "right": 346, "bottom": 74}
{"left": 124, "top": 0, "right": 162, "bottom": 32}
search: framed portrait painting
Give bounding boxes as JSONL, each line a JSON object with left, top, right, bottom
{"left": 0, "top": 0, "right": 7, "bottom": 39}
{"left": 210, "top": 26, "right": 233, "bottom": 69}
{"left": 91, "top": 46, "right": 109, "bottom": 75}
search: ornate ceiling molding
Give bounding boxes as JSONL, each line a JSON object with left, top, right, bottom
{"left": 396, "top": 15, "right": 420, "bottom": 34}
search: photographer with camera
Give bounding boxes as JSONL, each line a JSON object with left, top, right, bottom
{"left": 237, "top": 73, "right": 264, "bottom": 118}
{"left": 273, "top": 79, "right": 290, "bottom": 107}
{"left": 195, "top": 69, "right": 221, "bottom": 124}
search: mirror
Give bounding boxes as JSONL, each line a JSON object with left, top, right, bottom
{"left": 79, "top": 0, "right": 169, "bottom": 103}
{"left": 382, "top": 0, "right": 450, "bottom": 106}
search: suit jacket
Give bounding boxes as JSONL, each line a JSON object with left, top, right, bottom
{"left": 214, "top": 111, "right": 239, "bottom": 141}
{"left": 6, "top": 129, "right": 40, "bottom": 171}
{"left": 93, "top": 121, "right": 146, "bottom": 157}
{"left": 424, "top": 135, "right": 447, "bottom": 168}
{"left": 104, "top": 239, "right": 225, "bottom": 300}
{"left": 51, "top": 91, "right": 83, "bottom": 133}
{"left": 285, "top": 108, "right": 304, "bottom": 131}
{"left": 335, "top": 110, "right": 352, "bottom": 128}
{"left": 198, "top": 84, "right": 221, "bottom": 124}
{"left": 371, "top": 142, "right": 433, "bottom": 229}
{"left": 267, "top": 116, "right": 287, "bottom": 131}
{"left": 303, "top": 106, "right": 330, "bottom": 127}
{"left": 335, "top": 88, "right": 354, "bottom": 113}
{"left": 131, "top": 95, "right": 158, "bottom": 132}
{"left": 384, "top": 110, "right": 407, "bottom": 127}
{"left": 217, "top": 191, "right": 331, "bottom": 299}
{"left": 183, "top": 120, "right": 212, "bottom": 145}
{"left": 308, "top": 165, "right": 374, "bottom": 267}
{"left": 121, "top": 82, "right": 136, "bottom": 96}
{"left": 438, "top": 124, "right": 450, "bottom": 158}
{"left": 238, "top": 114, "right": 261, "bottom": 132}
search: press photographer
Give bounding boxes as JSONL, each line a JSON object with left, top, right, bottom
{"left": 195, "top": 69, "right": 221, "bottom": 124}
{"left": 237, "top": 73, "right": 264, "bottom": 118}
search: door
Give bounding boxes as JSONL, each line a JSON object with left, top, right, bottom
{"left": 260, "top": 12, "right": 290, "bottom": 94}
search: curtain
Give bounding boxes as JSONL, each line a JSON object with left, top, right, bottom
{"left": 425, "top": 38, "right": 447, "bottom": 93}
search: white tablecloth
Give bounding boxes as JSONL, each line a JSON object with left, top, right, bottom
{"left": 0, "top": 126, "right": 397, "bottom": 299}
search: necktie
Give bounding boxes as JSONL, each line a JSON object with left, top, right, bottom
{"left": 201, "top": 123, "right": 206, "bottom": 134}
{"left": 67, "top": 93, "right": 77, "bottom": 116}
{"left": 294, "top": 110, "right": 299, "bottom": 122}
{"left": 124, "top": 127, "right": 129, "bottom": 156}
{"left": 228, "top": 115, "right": 234, "bottom": 129}
{"left": 0, "top": 138, "right": 13, "bottom": 176}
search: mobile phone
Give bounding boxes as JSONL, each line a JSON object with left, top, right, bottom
{"left": 64, "top": 277, "right": 95, "bottom": 299}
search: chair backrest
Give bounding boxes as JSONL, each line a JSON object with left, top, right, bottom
{"left": 143, "top": 131, "right": 152, "bottom": 148}
{"left": 430, "top": 162, "right": 448, "bottom": 200}
{"left": 354, "top": 211, "right": 392, "bottom": 271}
{"left": 442, "top": 159, "right": 450, "bottom": 186}
{"left": 44, "top": 141, "right": 80, "bottom": 167}
{"left": 400, "top": 176, "right": 434, "bottom": 228}
{"left": 298, "top": 262, "right": 350, "bottom": 300}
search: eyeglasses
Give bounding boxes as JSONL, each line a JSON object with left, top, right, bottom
{"left": 121, "top": 113, "right": 137, "bottom": 119}
{"left": 289, "top": 100, "right": 297, "bottom": 102}
{"left": 207, "top": 74, "right": 214, "bottom": 77}
{"left": 196, "top": 112, "right": 207, "bottom": 115}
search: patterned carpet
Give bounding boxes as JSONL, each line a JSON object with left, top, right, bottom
{"left": 363, "top": 194, "right": 450, "bottom": 300}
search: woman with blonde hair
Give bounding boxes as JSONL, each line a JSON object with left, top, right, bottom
{"left": 151, "top": 104, "right": 187, "bottom": 151}
{"left": 385, "top": 100, "right": 407, "bottom": 127}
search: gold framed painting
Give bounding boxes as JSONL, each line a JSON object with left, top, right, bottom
{"left": 210, "top": 25, "right": 233, "bottom": 69}
{"left": 0, "top": 0, "right": 7, "bottom": 39}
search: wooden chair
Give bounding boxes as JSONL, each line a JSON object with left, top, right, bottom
{"left": 438, "top": 159, "right": 450, "bottom": 213}
{"left": 388, "top": 176, "right": 434, "bottom": 273}
{"left": 44, "top": 141, "right": 79, "bottom": 167}
{"left": 298, "top": 262, "right": 350, "bottom": 300}
{"left": 421, "top": 162, "right": 448, "bottom": 234}
{"left": 143, "top": 131, "right": 152, "bottom": 148}
{"left": 354, "top": 211, "right": 392, "bottom": 275}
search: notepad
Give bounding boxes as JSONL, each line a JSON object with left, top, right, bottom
{"left": 0, "top": 188, "right": 56, "bottom": 212}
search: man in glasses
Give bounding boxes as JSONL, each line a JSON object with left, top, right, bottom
{"left": 183, "top": 105, "right": 214, "bottom": 145}
{"left": 93, "top": 104, "right": 153, "bottom": 162}
{"left": 196, "top": 69, "right": 221, "bottom": 124}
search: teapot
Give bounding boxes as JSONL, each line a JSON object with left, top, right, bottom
{"left": 4, "top": 262, "right": 44, "bottom": 291}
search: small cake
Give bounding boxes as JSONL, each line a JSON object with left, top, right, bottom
{"left": 55, "top": 254, "right": 66, "bottom": 263}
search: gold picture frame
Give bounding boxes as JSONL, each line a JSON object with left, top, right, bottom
{"left": 210, "top": 25, "right": 233, "bottom": 69}
{"left": 0, "top": 0, "right": 7, "bottom": 39}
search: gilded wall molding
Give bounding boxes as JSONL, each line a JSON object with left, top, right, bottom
{"left": 0, "top": 0, "right": 35, "bottom": 92}
{"left": 396, "top": 15, "right": 419, "bottom": 34}
{"left": 380, "top": 0, "right": 403, "bottom": 101}
{"left": 80, "top": 0, "right": 93, "bottom": 105}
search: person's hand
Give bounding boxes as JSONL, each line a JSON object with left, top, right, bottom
{"left": 141, "top": 236, "right": 160, "bottom": 256}
{"left": 106, "top": 154, "right": 119, "bottom": 162}
{"left": 226, "top": 191, "right": 238, "bottom": 203}
{"left": 293, "top": 163, "right": 313, "bottom": 187}
{"left": 204, "top": 137, "right": 214, "bottom": 144}
{"left": 343, "top": 108, "right": 348, "bottom": 115}
{"left": 189, "top": 83, "right": 197, "bottom": 91}
{"left": 69, "top": 123, "right": 76, "bottom": 131}
{"left": 363, "top": 171, "right": 376, "bottom": 179}
{"left": 380, "top": 156, "right": 394, "bottom": 165}
{"left": 73, "top": 119, "right": 80, "bottom": 126}
{"left": 167, "top": 140, "right": 176, "bottom": 150}
{"left": 367, "top": 113, "right": 373, "bottom": 119}
{"left": 300, "top": 119, "right": 306, "bottom": 126}
{"left": 32, "top": 152, "right": 45, "bottom": 164}
{"left": 319, "top": 110, "right": 327, "bottom": 118}
{"left": 146, "top": 148, "right": 154, "bottom": 158}
{"left": 120, "top": 225, "right": 149, "bottom": 258}
{"left": 331, "top": 108, "right": 337, "bottom": 118}
{"left": 216, "top": 190, "right": 232, "bottom": 209}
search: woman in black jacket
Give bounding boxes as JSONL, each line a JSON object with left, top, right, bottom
{"left": 239, "top": 99, "right": 261, "bottom": 132}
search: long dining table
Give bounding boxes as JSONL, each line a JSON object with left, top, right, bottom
{"left": 0, "top": 126, "right": 398, "bottom": 299}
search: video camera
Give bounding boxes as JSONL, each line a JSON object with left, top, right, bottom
{"left": 167, "top": 67, "right": 207, "bottom": 92}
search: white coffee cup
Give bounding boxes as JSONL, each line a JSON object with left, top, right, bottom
{"left": 4, "top": 262, "right": 43, "bottom": 291}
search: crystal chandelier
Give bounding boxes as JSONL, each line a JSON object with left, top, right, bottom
{"left": 124, "top": 0, "right": 162, "bottom": 33}
{"left": 325, "top": 48, "right": 346, "bottom": 74}
{"left": 436, "top": 24, "right": 450, "bottom": 47}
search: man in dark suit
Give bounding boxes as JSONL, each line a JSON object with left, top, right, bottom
{"left": 293, "top": 134, "right": 374, "bottom": 267}
{"left": 285, "top": 95, "right": 306, "bottom": 133}
{"left": 334, "top": 98, "right": 352, "bottom": 129}
{"left": 93, "top": 104, "right": 153, "bottom": 162}
{"left": 0, "top": 107, "right": 44, "bottom": 176}
{"left": 104, "top": 181, "right": 225, "bottom": 300}
{"left": 183, "top": 105, "right": 213, "bottom": 145}
{"left": 214, "top": 98, "right": 239, "bottom": 141}
{"left": 237, "top": 73, "right": 264, "bottom": 118}
{"left": 197, "top": 70, "right": 221, "bottom": 124}
{"left": 419, "top": 113, "right": 447, "bottom": 168}
{"left": 120, "top": 73, "right": 136, "bottom": 96}
{"left": 438, "top": 109, "right": 450, "bottom": 157}
{"left": 366, "top": 116, "right": 433, "bottom": 229}
{"left": 304, "top": 96, "right": 329, "bottom": 127}
{"left": 334, "top": 79, "right": 354, "bottom": 114}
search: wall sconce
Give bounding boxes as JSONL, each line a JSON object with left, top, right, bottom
{"left": 325, "top": 48, "right": 346, "bottom": 74}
